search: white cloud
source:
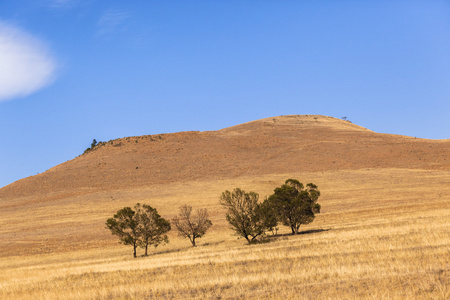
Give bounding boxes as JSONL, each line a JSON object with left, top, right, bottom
{"left": 0, "top": 22, "right": 57, "bottom": 102}
{"left": 97, "top": 9, "right": 131, "bottom": 35}
{"left": 45, "top": 0, "right": 79, "bottom": 9}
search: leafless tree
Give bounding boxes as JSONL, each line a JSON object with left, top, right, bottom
{"left": 172, "top": 205, "right": 212, "bottom": 247}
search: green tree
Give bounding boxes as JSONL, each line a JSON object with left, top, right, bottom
{"left": 219, "top": 188, "right": 265, "bottom": 244}
{"left": 106, "top": 204, "right": 171, "bottom": 257}
{"left": 135, "top": 203, "right": 171, "bottom": 256}
{"left": 105, "top": 206, "right": 140, "bottom": 257}
{"left": 91, "top": 139, "right": 97, "bottom": 149}
{"left": 172, "top": 205, "right": 212, "bottom": 247}
{"left": 260, "top": 197, "right": 279, "bottom": 235}
{"left": 267, "top": 179, "right": 321, "bottom": 235}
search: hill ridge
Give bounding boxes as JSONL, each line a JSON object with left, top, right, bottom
{"left": 0, "top": 114, "right": 448, "bottom": 199}
{"left": 219, "top": 115, "right": 371, "bottom": 133}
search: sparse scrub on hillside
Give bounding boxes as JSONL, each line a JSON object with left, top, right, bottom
{"left": 172, "top": 205, "right": 212, "bottom": 247}
{"left": 106, "top": 203, "right": 171, "bottom": 257}
{"left": 83, "top": 139, "right": 98, "bottom": 154}
{"left": 83, "top": 138, "right": 110, "bottom": 154}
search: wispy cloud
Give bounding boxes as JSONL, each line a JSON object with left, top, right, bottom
{"left": 45, "top": 0, "right": 79, "bottom": 10}
{"left": 97, "top": 9, "right": 131, "bottom": 35}
{"left": 0, "top": 22, "right": 57, "bottom": 102}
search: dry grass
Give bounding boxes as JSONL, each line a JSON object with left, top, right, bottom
{"left": 1, "top": 168, "right": 449, "bottom": 299}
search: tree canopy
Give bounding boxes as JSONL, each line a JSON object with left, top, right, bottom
{"left": 106, "top": 203, "right": 171, "bottom": 257}
{"left": 172, "top": 205, "right": 212, "bottom": 247}
{"left": 135, "top": 203, "right": 171, "bottom": 256}
{"left": 105, "top": 206, "right": 140, "bottom": 257}
{"left": 267, "top": 179, "right": 321, "bottom": 234}
{"left": 219, "top": 188, "right": 265, "bottom": 244}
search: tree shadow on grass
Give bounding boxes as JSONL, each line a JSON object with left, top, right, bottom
{"left": 298, "top": 228, "right": 331, "bottom": 235}
{"left": 139, "top": 240, "right": 227, "bottom": 258}
{"left": 263, "top": 228, "right": 331, "bottom": 243}
{"left": 138, "top": 230, "right": 331, "bottom": 256}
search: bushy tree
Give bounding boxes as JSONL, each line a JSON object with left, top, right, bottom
{"left": 219, "top": 188, "right": 265, "bottom": 244}
{"left": 172, "top": 205, "right": 212, "bottom": 247}
{"left": 267, "top": 179, "right": 321, "bottom": 235}
{"left": 260, "top": 197, "right": 279, "bottom": 235}
{"left": 135, "top": 203, "right": 171, "bottom": 256}
{"left": 105, "top": 206, "right": 140, "bottom": 257}
{"left": 106, "top": 203, "right": 171, "bottom": 257}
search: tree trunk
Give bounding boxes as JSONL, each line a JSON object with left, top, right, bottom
{"left": 133, "top": 244, "right": 137, "bottom": 258}
{"left": 191, "top": 237, "right": 196, "bottom": 247}
{"left": 144, "top": 244, "right": 148, "bottom": 256}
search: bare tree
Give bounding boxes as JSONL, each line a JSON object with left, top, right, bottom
{"left": 172, "top": 205, "right": 212, "bottom": 247}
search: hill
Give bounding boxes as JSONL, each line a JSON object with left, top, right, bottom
{"left": 1, "top": 115, "right": 449, "bottom": 299}
{"left": 1, "top": 115, "right": 448, "bottom": 200}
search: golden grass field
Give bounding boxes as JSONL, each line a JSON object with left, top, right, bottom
{"left": 1, "top": 116, "right": 449, "bottom": 299}
{"left": 1, "top": 168, "right": 449, "bottom": 299}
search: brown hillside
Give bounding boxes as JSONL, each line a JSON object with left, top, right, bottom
{"left": 1, "top": 115, "right": 449, "bottom": 299}
{"left": 0, "top": 115, "right": 448, "bottom": 201}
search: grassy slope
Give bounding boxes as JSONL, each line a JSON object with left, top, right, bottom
{"left": 0, "top": 115, "right": 449, "bottom": 299}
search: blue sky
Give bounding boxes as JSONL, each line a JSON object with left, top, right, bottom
{"left": 1, "top": 0, "right": 449, "bottom": 188}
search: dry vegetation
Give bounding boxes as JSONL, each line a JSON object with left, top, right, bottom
{"left": 1, "top": 170, "right": 449, "bottom": 299}
{"left": 0, "top": 115, "right": 449, "bottom": 299}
